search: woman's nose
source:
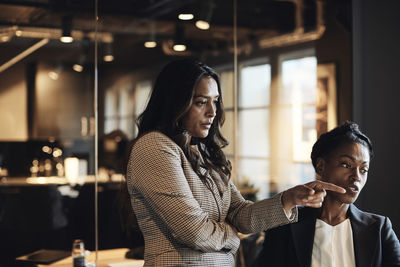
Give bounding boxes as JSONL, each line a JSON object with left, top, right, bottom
{"left": 206, "top": 102, "right": 217, "bottom": 117}
{"left": 352, "top": 168, "right": 361, "bottom": 181}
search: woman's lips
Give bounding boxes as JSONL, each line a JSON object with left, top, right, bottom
{"left": 201, "top": 122, "right": 212, "bottom": 129}
{"left": 347, "top": 184, "right": 359, "bottom": 193}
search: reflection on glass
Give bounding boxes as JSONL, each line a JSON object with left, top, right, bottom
{"left": 219, "top": 71, "right": 234, "bottom": 109}
{"left": 281, "top": 57, "right": 317, "bottom": 105}
{"left": 274, "top": 160, "right": 315, "bottom": 191}
{"left": 239, "top": 159, "right": 270, "bottom": 200}
{"left": 239, "top": 64, "right": 271, "bottom": 107}
{"left": 271, "top": 55, "right": 317, "bottom": 192}
{"left": 0, "top": 0, "right": 333, "bottom": 263}
{"left": 239, "top": 109, "right": 270, "bottom": 158}
{"left": 221, "top": 111, "right": 234, "bottom": 156}
{"left": 0, "top": 1, "right": 98, "bottom": 261}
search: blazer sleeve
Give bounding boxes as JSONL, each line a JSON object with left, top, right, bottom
{"left": 226, "top": 181, "right": 298, "bottom": 234}
{"left": 127, "top": 133, "right": 240, "bottom": 253}
{"left": 382, "top": 216, "right": 400, "bottom": 266}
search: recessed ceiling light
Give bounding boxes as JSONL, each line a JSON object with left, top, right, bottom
{"left": 195, "top": 20, "right": 210, "bottom": 30}
{"left": 173, "top": 44, "right": 186, "bottom": 52}
{"left": 144, "top": 41, "right": 157, "bottom": 48}
{"left": 178, "top": 13, "right": 194, "bottom": 20}
{"left": 72, "top": 64, "right": 83, "bottom": 72}
{"left": 60, "top": 36, "right": 74, "bottom": 43}
{"left": 103, "top": 55, "right": 114, "bottom": 62}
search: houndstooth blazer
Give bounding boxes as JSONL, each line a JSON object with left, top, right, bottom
{"left": 126, "top": 131, "right": 297, "bottom": 267}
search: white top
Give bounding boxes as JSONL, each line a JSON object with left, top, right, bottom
{"left": 311, "top": 218, "right": 356, "bottom": 267}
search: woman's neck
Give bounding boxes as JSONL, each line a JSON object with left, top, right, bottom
{"left": 319, "top": 197, "right": 349, "bottom": 226}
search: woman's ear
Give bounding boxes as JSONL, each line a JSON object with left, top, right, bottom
{"left": 315, "top": 157, "right": 325, "bottom": 179}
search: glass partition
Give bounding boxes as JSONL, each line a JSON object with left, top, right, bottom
{"left": 0, "top": 2, "right": 97, "bottom": 264}
{"left": 0, "top": 1, "right": 240, "bottom": 263}
{"left": 96, "top": 0, "right": 238, "bottom": 258}
{"left": 0, "top": 0, "right": 349, "bottom": 265}
{"left": 219, "top": 0, "right": 334, "bottom": 202}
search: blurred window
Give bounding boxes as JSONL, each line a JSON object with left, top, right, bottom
{"left": 219, "top": 49, "right": 318, "bottom": 199}
{"left": 104, "top": 80, "right": 151, "bottom": 140}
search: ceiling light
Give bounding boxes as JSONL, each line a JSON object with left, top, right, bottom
{"left": 178, "top": 13, "right": 194, "bottom": 20}
{"left": 144, "top": 21, "right": 157, "bottom": 48}
{"left": 103, "top": 42, "right": 114, "bottom": 62}
{"left": 48, "top": 71, "right": 59, "bottom": 80}
{"left": 60, "top": 15, "right": 74, "bottom": 43}
{"left": 104, "top": 55, "right": 114, "bottom": 62}
{"left": 195, "top": 0, "right": 215, "bottom": 31}
{"left": 72, "top": 64, "right": 83, "bottom": 72}
{"left": 0, "top": 35, "right": 11, "bottom": 42}
{"left": 178, "top": 1, "right": 195, "bottom": 21}
{"left": 60, "top": 36, "right": 73, "bottom": 43}
{"left": 48, "top": 64, "right": 63, "bottom": 80}
{"left": 15, "top": 30, "right": 22, "bottom": 37}
{"left": 144, "top": 41, "right": 157, "bottom": 48}
{"left": 195, "top": 20, "right": 210, "bottom": 30}
{"left": 73, "top": 39, "right": 89, "bottom": 72}
{"left": 173, "top": 24, "right": 187, "bottom": 52}
{"left": 172, "top": 44, "right": 186, "bottom": 52}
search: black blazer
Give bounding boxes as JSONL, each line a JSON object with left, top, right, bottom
{"left": 256, "top": 205, "right": 400, "bottom": 267}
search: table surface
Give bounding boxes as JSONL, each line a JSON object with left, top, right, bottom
{"left": 37, "top": 248, "right": 144, "bottom": 267}
{"left": 0, "top": 175, "right": 124, "bottom": 186}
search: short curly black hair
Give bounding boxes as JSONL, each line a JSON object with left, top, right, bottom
{"left": 310, "top": 121, "right": 373, "bottom": 170}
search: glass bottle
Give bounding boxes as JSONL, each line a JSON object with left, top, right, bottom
{"left": 72, "top": 239, "right": 86, "bottom": 267}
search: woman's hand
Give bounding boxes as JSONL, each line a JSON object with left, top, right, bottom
{"left": 281, "top": 181, "right": 346, "bottom": 214}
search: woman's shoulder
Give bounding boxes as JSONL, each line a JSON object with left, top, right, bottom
{"left": 131, "top": 131, "right": 181, "bottom": 155}
{"left": 135, "top": 131, "right": 176, "bottom": 147}
{"left": 349, "top": 204, "right": 390, "bottom": 227}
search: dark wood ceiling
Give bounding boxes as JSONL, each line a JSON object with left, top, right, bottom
{"left": 0, "top": 0, "right": 302, "bottom": 30}
{"left": 0, "top": 0, "right": 320, "bottom": 66}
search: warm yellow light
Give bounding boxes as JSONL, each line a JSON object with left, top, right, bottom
{"left": 0, "top": 35, "right": 11, "bottom": 42}
{"left": 42, "top": 145, "right": 52, "bottom": 154}
{"left": 53, "top": 148, "right": 63, "bottom": 157}
{"left": 36, "top": 177, "right": 47, "bottom": 184}
{"left": 173, "top": 44, "right": 187, "bottom": 52}
{"left": 178, "top": 13, "right": 194, "bottom": 20}
{"left": 144, "top": 41, "right": 157, "bottom": 48}
{"left": 65, "top": 157, "right": 79, "bottom": 183}
{"left": 60, "top": 36, "right": 74, "bottom": 43}
{"left": 73, "top": 64, "right": 83, "bottom": 72}
{"left": 48, "top": 71, "right": 59, "bottom": 80}
{"left": 15, "top": 30, "right": 22, "bottom": 36}
{"left": 195, "top": 20, "right": 210, "bottom": 30}
{"left": 103, "top": 55, "right": 114, "bottom": 62}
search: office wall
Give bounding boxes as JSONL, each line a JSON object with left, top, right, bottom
{"left": 0, "top": 64, "right": 28, "bottom": 141}
{"left": 316, "top": 0, "right": 352, "bottom": 124}
{"left": 353, "top": 0, "right": 400, "bottom": 233}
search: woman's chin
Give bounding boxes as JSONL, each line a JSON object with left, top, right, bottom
{"left": 196, "top": 130, "right": 210, "bottom": 139}
{"left": 338, "top": 194, "right": 359, "bottom": 205}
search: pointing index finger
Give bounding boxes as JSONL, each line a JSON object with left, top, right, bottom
{"left": 311, "top": 181, "right": 346, "bottom": 194}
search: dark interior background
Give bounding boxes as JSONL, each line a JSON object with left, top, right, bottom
{"left": 0, "top": 0, "right": 399, "bottom": 263}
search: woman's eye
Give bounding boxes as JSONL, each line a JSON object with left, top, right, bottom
{"left": 360, "top": 168, "right": 369, "bottom": 174}
{"left": 341, "top": 162, "right": 351, "bottom": 168}
{"left": 196, "top": 101, "right": 207, "bottom": 106}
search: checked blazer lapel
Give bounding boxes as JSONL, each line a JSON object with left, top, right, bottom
{"left": 291, "top": 207, "right": 319, "bottom": 267}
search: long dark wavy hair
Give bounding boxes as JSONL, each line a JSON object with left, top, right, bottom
{"left": 137, "top": 59, "right": 231, "bottom": 193}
